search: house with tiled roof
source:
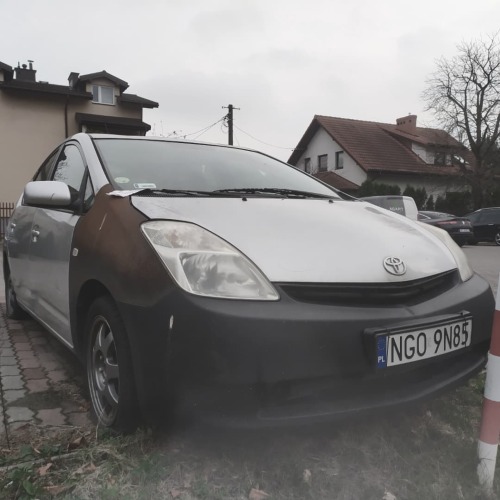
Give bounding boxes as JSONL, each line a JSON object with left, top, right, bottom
{"left": 0, "top": 61, "right": 158, "bottom": 203}
{"left": 288, "top": 114, "right": 469, "bottom": 197}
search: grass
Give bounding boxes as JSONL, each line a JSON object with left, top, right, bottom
{"left": 0, "top": 374, "right": 498, "bottom": 499}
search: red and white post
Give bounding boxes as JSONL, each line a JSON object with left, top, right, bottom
{"left": 478, "top": 274, "right": 500, "bottom": 490}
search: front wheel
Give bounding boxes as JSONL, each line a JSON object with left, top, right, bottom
{"left": 85, "top": 296, "right": 139, "bottom": 432}
{"left": 495, "top": 231, "right": 500, "bottom": 246}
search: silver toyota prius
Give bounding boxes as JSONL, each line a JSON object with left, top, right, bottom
{"left": 3, "top": 134, "right": 495, "bottom": 431}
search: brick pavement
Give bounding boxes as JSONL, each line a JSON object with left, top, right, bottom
{"left": 0, "top": 302, "right": 92, "bottom": 446}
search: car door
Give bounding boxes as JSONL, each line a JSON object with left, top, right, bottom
{"left": 28, "top": 142, "right": 90, "bottom": 347}
{"left": 479, "top": 209, "right": 500, "bottom": 241}
{"left": 7, "top": 149, "right": 60, "bottom": 312}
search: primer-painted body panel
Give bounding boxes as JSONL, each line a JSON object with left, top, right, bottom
{"left": 131, "top": 197, "right": 457, "bottom": 283}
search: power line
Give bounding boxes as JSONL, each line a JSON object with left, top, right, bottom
{"left": 234, "top": 125, "right": 295, "bottom": 150}
{"left": 164, "top": 116, "right": 227, "bottom": 141}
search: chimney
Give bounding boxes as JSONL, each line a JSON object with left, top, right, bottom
{"left": 15, "top": 60, "right": 37, "bottom": 82}
{"left": 68, "top": 72, "right": 79, "bottom": 89}
{"left": 396, "top": 114, "right": 417, "bottom": 134}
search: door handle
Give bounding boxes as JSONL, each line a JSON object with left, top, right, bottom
{"left": 31, "top": 228, "right": 40, "bottom": 242}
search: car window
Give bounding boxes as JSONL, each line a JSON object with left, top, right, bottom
{"left": 466, "top": 211, "right": 481, "bottom": 223}
{"left": 34, "top": 149, "right": 59, "bottom": 181}
{"left": 93, "top": 139, "right": 340, "bottom": 197}
{"left": 482, "top": 210, "right": 500, "bottom": 224}
{"left": 83, "top": 175, "right": 95, "bottom": 211}
{"left": 52, "top": 144, "right": 86, "bottom": 193}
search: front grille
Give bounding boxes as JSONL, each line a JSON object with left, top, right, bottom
{"left": 277, "top": 270, "right": 460, "bottom": 306}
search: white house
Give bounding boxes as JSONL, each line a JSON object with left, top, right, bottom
{"left": 288, "top": 114, "right": 469, "bottom": 197}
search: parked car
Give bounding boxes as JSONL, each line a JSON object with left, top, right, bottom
{"left": 359, "top": 195, "right": 418, "bottom": 220}
{"left": 417, "top": 211, "right": 473, "bottom": 247}
{"left": 465, "top": 207, "right": 500, "bottom": 246}
{"left": 3, "top": 134, "right": 495, "bottom": 431}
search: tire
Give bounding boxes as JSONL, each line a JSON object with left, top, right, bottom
{"left": 495, "top": 232, "right": 500, "bottom": 246}
{"left": 5, "top": 272, "right": 28, "bottom": 320}
{"left": 85, "top": 296, "right": 139, "bottom": 433}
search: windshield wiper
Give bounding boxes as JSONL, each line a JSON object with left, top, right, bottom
{"left": 214, "top": 188, "right": 336, "bottom": 199}
{"left": 133, "top": 188, "right": 223, "bottom": 197}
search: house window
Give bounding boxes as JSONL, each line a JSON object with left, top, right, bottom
{"left": 434, "top": 152, "right": 446, "bottom": 166}
{"left": 92, "top": 85, "right": 114, "bottom": 105}
{"left": 318, "top": 154, "right": 328, "bottom": 172}
{"left": 304, "top": 157, "right": 311, "bottom": 173}
{"left": 335, "top": 151, "right": 344, "bottom": 169}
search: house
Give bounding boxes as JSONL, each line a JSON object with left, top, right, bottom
{"left": 288, "top": 114, "right": 469, "bottom": 197}
{"left": 0, "top": 60, "right": 158, "bottom": 204}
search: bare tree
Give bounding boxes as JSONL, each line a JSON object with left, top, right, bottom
{"left": 423, "top": 33, "right": 500, "bottom": 209}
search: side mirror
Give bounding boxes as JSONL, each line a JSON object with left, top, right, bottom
{"left": 23, "top": 181, "right": 72, "bottom": 207}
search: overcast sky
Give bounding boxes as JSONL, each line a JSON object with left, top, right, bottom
{"left": 3, "top": 0, "right": 500, "bottom": 160}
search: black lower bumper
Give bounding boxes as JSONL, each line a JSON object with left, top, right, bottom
{"left": 117, "top": 273, "right": 494, "bottom": 426}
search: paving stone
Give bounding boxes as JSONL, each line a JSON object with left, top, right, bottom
{"left": 26, "top": 379, "right": 50, "bottom": 393}
{"left": 36, "top": 349, "right": 59, "bottom": 359}
{"left": 31, "top": 336, "right": 48, "bottom": 346}
{"left": 0, "top": 365, "right": 21, "bottom": 377}
{"left": 37, "top": 408, "right": 66, "bottom": 426}
{"left": 0, "top": 356, "right": 16, "bottom": 366}
{"left": 17, "top": 350, "right": 36, "bottom": 360}
{"left": 10, "top": 336, "right": 29, "bottom": 344}
{"left": 2, "top": 375, "right": 24, "bottom": 390}
{"left": 14, "top": 342, "right": 32, "bottom": 352}
{"left": 18, "top": 357, "right": 40, "bottom": 369}
{"left": 3, "top": 389, "right": 26, "bottom": 404}
{"left": 7, "top": 406, "right": 34, "bottom": 422}
{"left": 27, "top": 329, "right": 45, "bottom": 336}
{"left": 32, "top": 344, "right": 53, "bottom": 355}
{"left": 39, "top": 360, "right": 63, "bottom": 371}
{"left": 0, "top": 340, "right": 12, "bottom": 348}
{"left": 60, "top": 400, "right": 83, "bottom": 413}
{"left": 6, "top": 323, "right": 23, "bottom": 330}
{"left": 46, "top": 370, "right": 67, "bottom": 383}
{"left": 66, "top": 412, "right": 92, "bottom": 427}
{"left": 0, "top": 347, "right": 14, "bottom": 356}
{"left": 22, "top": 367, "right": 46, "bottom": 380}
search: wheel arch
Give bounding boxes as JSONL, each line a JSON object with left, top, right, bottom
{"left": 73, "top": 279, "right": 113, "bottom": 360}
{"left": 3, "top": 248, "right": 9, "bottom": 278}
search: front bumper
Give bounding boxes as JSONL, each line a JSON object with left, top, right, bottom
{"left": 118, "top": 273, "right": 494, "bottom": 426}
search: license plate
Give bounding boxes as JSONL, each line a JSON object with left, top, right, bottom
{"left": 459, "top": 228, "right": 471, "bottom": 233}
{"left": 375, "top": 315, "right": 472, "bottom": 368}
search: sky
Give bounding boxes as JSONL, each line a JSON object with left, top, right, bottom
{"left": 2, "top": 0, "right": 500, "bottom": 161}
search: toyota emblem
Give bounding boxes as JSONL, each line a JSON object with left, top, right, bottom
{"left": 383, "top": 257, "right": 406, "bottom": 276}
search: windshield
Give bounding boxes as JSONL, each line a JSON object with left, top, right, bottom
{"left": 93, "top": 139, "right": 339, "bottom": 198}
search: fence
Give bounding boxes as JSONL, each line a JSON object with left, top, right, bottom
{"left": 0, "top": 202, "right": 15, "bottom": 241}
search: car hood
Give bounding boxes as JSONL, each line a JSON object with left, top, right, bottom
{"left": 131, "top": 197, "right": 458, "bottom": 283}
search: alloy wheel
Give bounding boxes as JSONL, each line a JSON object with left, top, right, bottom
{"left": 495, "top": 232, "right": 500, "bottom": 246}
{"left": 88, "top": 316, "right": 120, "bottom": 426}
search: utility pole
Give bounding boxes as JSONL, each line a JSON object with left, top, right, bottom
{"left": 222, "top": 104, "right": 239, "bottom": 145}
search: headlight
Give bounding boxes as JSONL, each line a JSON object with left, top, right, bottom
{"left": 417, "top": 222, "right": 473, "bottom": 282}
{"left": 141, "top": 221, "right": 279, "bottom": 300}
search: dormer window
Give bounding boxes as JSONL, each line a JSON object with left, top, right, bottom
{"left": 92, "top": 85, "right": 114, "bottom": 105}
